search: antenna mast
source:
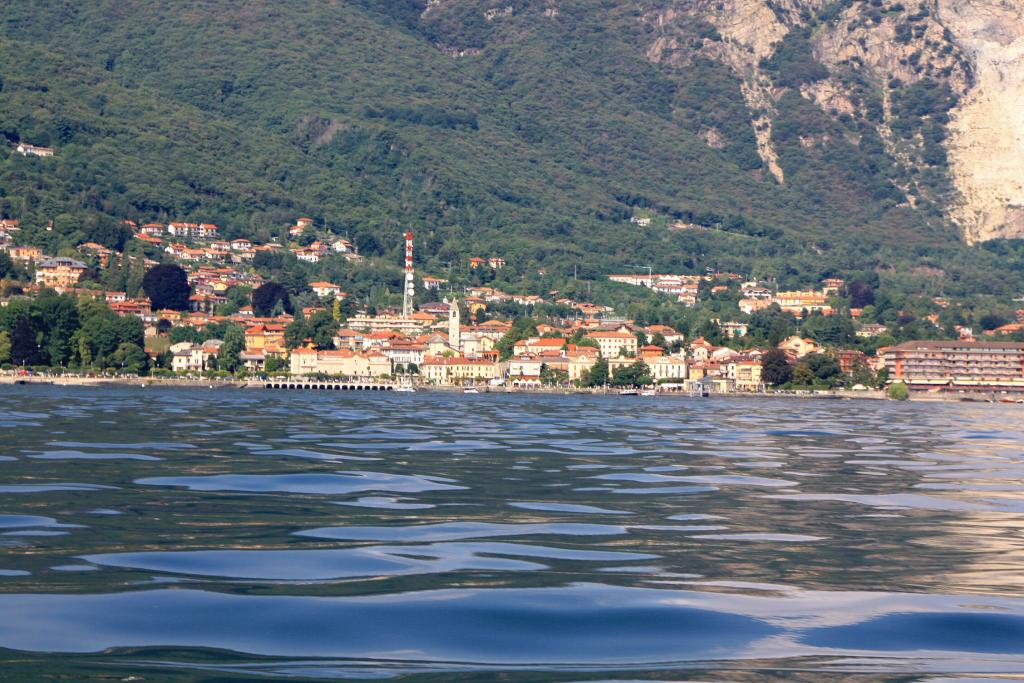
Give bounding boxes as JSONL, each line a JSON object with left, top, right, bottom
{"left": 403, "top": 231, "right": 415, "bottom": 318}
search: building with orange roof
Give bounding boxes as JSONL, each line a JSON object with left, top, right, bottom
{"left": 245, "top": 323, "right": 286, "bottom": 355}
{"left": 777, "top": 335, "right": 822, "bottom": 359}
{"left": 512, "top": 336, "right": 566, "bottom": 355}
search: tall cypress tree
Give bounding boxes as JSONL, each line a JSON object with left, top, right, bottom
{"left": 9, "top": 315, "right": 41, "bottom": 367}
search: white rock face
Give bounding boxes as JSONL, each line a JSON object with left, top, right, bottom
{"left": 939, "top": 0, "right": 1024, "bottom": 243}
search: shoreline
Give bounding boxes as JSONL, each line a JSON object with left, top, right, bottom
{"left": 2, "top": 374, "right": 1021, "bottom": 404}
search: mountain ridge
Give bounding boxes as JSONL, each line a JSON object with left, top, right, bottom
{"left": 1, "top": 0, "right": 1023, "bottom": 296}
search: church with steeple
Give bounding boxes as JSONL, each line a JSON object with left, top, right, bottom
{"left": 444, "top": 296, "right": 461, "bottom": 353}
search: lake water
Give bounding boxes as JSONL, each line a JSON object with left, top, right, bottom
{"left": 2, "top": 385, "right": 1024, "bottom": 681}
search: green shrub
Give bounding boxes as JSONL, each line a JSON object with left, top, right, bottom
{"left": 887, "top": 381, "right": 910, "bottom": 401}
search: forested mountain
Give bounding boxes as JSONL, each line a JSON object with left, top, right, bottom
{"left": 1, "top": 0, "right": 1023, "bottom": 296}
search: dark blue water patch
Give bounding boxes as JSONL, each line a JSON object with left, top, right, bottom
{"left": 0, "top": 584, "right": 778, "bottom": 662}
{"left": 508, "top": 502, "right": 634, "bottom": 515}
{"left": 81, "top": 542, "right": 656, "bottom": 581}
{"left": 82, "top": 545, "right": 539, "bottom": 580}
{"left": 804, "top": 611, "right": 1024, "bottom": 654}
{"left": 265, "top": 448, "right": 380, "bottom": 462}
{"left": 136, "top": 472, "right": 465, "bottom": 495}
{"left": 297, "top": 521, "right": 628, "bottom": 542}
{"left": 49, "top": 441, "right": 195, "bottom": 450}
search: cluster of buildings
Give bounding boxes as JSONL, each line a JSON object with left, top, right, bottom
{"left": 281, "top": 301, "right": 773, "bottom": 390}
{"left": 738, "top": 279, "right": 840, "bottom": 317}
{"left": 6, "top": 208, "right": 1024, "bottom": 396}
{"left": 608, "top": 272, "right": 841, "bottom": 317}
{"left": 608, "top": 272, "right": 708, "bottom": 306}
{"left": 131, "top": 219, "right": 360, "bottom": 267}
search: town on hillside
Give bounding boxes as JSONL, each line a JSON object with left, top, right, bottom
{"left": 1, "top": 215, "right": 1024, "bottom": 396}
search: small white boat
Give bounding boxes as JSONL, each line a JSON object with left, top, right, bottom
{"left": 640, "top": 389, "right": 656, "bottom": 396}
{"left": 394, "top": 386, "right": 416, "bottom": 393}
{"left": 618, "top": 389, "right": 638, "bottom": 396}
{"left": 463, "top": 387, "right": 480, "bottom": 394}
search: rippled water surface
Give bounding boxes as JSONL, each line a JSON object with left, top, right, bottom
{"left": 3, "top": 386, "right": 1024, "bottom": 681}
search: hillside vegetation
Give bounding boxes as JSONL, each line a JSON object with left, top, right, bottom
{"left": 1, "top": 0, "right": 1024, "bottom": 297}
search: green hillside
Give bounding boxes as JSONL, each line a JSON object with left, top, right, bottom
{"left": 1, "top": 0, "right": 1023, "bottom": 296}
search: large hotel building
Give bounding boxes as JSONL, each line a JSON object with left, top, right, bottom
{"left": 880, "top": 340, "right": 1024, "bottom": 391}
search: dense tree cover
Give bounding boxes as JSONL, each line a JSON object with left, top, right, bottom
{"left": 792, "top": 352, "right": 844, "bottom": 388}
{"left": 1, "top": 0, "right": 1021, "bottom": 307}
{"left": 582, "top": 357, "right": 609, "bottom": 387}
{"left": 761, "top": 349, "right": 793, "bottom": 386}
{"left": 219, "top": 325, "right": 245, "bottom": 373}
{"left": 284, "top": 311, "right": 338, "bottom": 350}
{"left": 252, "top": 283, "right": 293, "bottom": 317}
{"left": 610, "top": 360, "right": 652, "bottom": 388}
{"left": 887, "top": 381, "right": 910, "bottom": 400}
{"left": 142, "top": 264, "right": 191, "bottom": 311}
{"left": 760, "top": 28, "right": 829, "bottom": 89}
{"left": 496, "top": 317, "right": 538, "bottom": 360}
{"left": 0, "top": 292, "right": 146, "bottom": 371}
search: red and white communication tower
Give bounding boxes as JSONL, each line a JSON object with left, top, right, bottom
{"left": 402, "top": 230, "right": 415, "bottom": 318}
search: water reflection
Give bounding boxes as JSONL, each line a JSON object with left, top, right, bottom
{"left": 0, "top": 386, "right": 1023, "bottom": 679}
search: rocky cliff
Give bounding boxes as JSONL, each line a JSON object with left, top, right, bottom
{"left": 939, "top": 0, "right": 1024, "bottom": 243}
{"left": 640, "top": 0, "right": 1024, "bottom": 242}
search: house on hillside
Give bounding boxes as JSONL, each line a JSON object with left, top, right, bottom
{"left": 310, "top": 281, "right": 344, "bottom": 299}
{"left": 15, "top": 143, "right": 54, "bottom": 157}
{"left": 35, "top": 257, "right": 86, "bottom": 290}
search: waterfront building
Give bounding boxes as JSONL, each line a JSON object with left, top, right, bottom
{"left": 420, "top": 355, "right": 499, "bottom": 384}
{"left": 733, "top": 359, "right": 764, "bottom": 391}
{"left": 290, "top": 347, "right": 392, "bottom": 377}
{"left": 645, "top": 354, "right": 688, "bottom": 382}
{"left": 879, "top": 340, "right": 1024, "bottom": 390}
